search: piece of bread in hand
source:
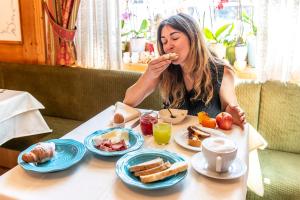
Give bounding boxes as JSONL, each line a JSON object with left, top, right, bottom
{"left": 140, "top": 161, "right": 188, "bottom": 183}
{"left": 129, "top": 157, "right": 163, "bottom": 172}
{"left": 22, "top": 142, "right": 55, "bottom": 163}
{"left": 134, "top": 161, "right": 171, "bottom": 176}
{"left": 163, "top": 53, "right": 179, "bottom": 60}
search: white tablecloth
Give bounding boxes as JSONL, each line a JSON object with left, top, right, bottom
{"left": 0, "top": 106, "right": 249, "bottom": 200}
{"left": 0, "top": 90, "right": 51, "bottom": 145}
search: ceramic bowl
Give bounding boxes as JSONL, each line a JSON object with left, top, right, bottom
{"left": 159, "top": 109, "right": 188, "bottom": 124}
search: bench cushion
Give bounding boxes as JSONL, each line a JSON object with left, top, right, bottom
{"left": 258, "top": 81, "right": 300, "bottom": 153}
{"left": 247, "top": 149, "right": 300, "bottom": 200}
{"left": 236, "top": 82, "right": 261, "bottom": 129}
{"left": 0, "top": 63, "right": 163, "bottom": 122}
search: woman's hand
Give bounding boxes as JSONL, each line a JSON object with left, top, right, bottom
{"left": 145, "top": 56, "right": 172, "bottom": 79}
{"left": 225, "top": 104, "right": 246, "bottom": 129}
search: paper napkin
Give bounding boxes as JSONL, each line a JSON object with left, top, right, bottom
{"left": 114, "top": 102, "right": 141, "bottom": 122}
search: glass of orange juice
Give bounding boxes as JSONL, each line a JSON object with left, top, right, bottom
{"left": 153, "top": 122, "right": 172, "bottom": 145}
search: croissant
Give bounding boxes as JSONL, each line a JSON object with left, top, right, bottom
{"left": 22, "top": 142, "right": 55, "bottom": 163}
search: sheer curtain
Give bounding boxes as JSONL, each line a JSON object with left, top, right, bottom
{"left": 255, "top": 0, "right": 300, "bottom": 82}
{"left": 75, "top": 0, "right": 122, "bottom": 69}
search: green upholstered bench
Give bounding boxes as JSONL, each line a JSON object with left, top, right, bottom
{"left": 0, "top": 62, "right": 162, "bottom": 153}
{"left": 236, "top": 81, "right": 300, "bottom": 200}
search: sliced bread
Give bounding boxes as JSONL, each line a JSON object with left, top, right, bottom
{"left": 134, "top": 161, "right": 171, "bottom": 176}
{"left": 140, "top": 161, "right": 188, "bottom": 183}
{"left": 129, "top": 157, "right": 163, "bottom": 172}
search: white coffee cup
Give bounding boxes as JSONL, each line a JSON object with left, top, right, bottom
{"left": 202, "top": 137, "right": 237, "bottom": 173}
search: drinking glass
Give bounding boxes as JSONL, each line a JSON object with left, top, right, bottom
{"left": 153, "top": 122, "right": 172, "bottom": 145}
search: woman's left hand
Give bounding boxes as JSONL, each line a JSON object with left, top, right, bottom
{"left": 225, "top": 104, "right": 246, "bottom": 129}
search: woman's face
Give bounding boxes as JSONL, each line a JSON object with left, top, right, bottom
{"left": 161, "top": 25, "right": 190, "bottom": 66}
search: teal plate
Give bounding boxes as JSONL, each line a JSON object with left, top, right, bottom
{"left": 116, "top": 149, "right": 188, "bottom": 190}
{"left": 18, "top": 139, "right": 86, "bottom": 173}
{"left": 84, "top": 127, "right": 144, "bottom": 156}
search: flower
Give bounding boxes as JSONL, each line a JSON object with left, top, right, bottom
{"left": 121, "top": 11, "right": 132, "bottom": 21}
{"left": 216, "top": 0, "right": 228, "bottom": 10}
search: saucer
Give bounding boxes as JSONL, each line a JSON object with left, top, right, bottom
{"left": 191, "top": 152, "right": 247, "bottom": 180}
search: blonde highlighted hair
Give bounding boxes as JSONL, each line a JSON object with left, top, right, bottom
{"left": 157, "top": 13, "right": 225, "bottom": 108}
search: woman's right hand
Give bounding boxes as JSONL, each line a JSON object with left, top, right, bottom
{"left": 145, "top": 55, "right": 172, "bottom": 79}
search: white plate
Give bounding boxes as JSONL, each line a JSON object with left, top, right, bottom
{"left": 174, "top": 126, "right": 227, "bottom": 152}
{"left": 191, "top": 152, "right": 247, "bottom": 180}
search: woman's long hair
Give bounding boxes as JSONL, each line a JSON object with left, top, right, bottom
{"left": 157, "top": 13, "right": 225, "bottom": 108}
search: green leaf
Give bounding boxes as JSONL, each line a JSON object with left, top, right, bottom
{"left": 203, "top": 28, "right": 216, "bottom": 41}
{"left": 223, "top": 23, "right": 234, "bottom": 40}
{"left": 215, "top": 24, "right": 232, "bottom": 40}
{"left": 139, "top": 19, "right": 149, "bottom": 32}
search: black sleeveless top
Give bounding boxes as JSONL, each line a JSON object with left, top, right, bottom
{"left": 166, "top": 62, "right": 224, "bottom": 118}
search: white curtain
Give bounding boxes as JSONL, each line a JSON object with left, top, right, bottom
{"left": 75, "top": 0, "right": 122, "bottom": 69}
{"left": 255, "top": 0, "right": 300, "bottom": 82}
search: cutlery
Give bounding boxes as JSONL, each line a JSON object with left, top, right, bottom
{"left": 163, "top": 102, "right": 176, "bottom": 118}
{"left": 130, "top": 118, "right": 140, "bottom": 129}
{"left": 167, "top": 108, "right": 176, "bottom": 118}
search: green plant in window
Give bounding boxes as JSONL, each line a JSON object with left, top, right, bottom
{"left": 203, "top": 23, "right": 234, "bottom": 45}
{"left": 121, "top": 19, "right": 150, "bottom": 39}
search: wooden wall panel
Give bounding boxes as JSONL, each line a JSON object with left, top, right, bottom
{"left": 0, "top": 0, "right": 46, "bottom": 64}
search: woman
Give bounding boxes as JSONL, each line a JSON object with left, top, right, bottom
{"left": 123, "top": 13, "right": 245, "bottom": 128}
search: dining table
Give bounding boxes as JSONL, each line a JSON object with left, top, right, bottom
{"left": 0, "top": 105, "right": 249, "bottom": 200}
{"left": 0, "top": 89, "right": 51, "bottom": 145}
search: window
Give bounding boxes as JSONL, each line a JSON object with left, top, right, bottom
{"left": 120, "top": 0, "right": 257, "bottom": 80}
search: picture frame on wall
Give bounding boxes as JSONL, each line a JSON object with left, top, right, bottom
{"left": 0, "top": 0, "right": 22, "bottom": 43}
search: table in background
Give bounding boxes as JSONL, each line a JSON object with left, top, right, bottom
{"left": 0, "top": 106, "right": 248, "bottom": 200}
{"left": 0, "top": 89, "right": 51, "bottom": 145}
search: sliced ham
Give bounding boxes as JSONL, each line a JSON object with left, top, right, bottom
{"left": 96, "top": 139, "right": 128, "bottom": 152}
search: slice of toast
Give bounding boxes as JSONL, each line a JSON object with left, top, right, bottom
{"left": 129, "top": 157, "right": 163, "bottom": 172}
{"left": 140, "top": 161, "right": 188, "bottom": 183}
{"left": 134, "top": 161, "right": 171, "bottom": 176}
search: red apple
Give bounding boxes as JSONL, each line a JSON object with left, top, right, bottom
{"left": 216, "top": 112, "right": 233, "bottom": 130}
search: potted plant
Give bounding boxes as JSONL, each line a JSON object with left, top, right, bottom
{"left": 203, "top": 23, "right": 234, "bottom": 59}
{"left": 121, "top": 19, "right": 150, "bottom": 53}
{"left": 242, "top": 11, "right": 257, "bottom": 67}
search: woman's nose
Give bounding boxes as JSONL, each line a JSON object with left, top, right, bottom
{"left": 164, "top": 41, "right": 175, "bottom": 52}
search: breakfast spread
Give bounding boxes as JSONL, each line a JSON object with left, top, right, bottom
{"left": 22, "top": 142, "right": 55, "bottom": 163}
{"left": 129, "top": 157, "right": 188, "bottom": 183}
{"left": 187, "top": 125, "right": 211, "bottom": 147}
{"left": 93, "top": 129, "right": 129, "bottom": 152}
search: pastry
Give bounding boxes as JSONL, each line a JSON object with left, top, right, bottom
{"left": 22, "top": 142, "right": 55, "bottom": 163}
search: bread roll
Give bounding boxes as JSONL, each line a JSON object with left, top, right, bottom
{"left": 140, "top": 161, "right": 188, "bottom": 183}
{"left": 129, "top": 157, "right": 163, "bottom": 172}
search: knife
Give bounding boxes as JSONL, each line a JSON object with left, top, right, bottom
{"left": 130, "top": 118, "right": 140, "bottom": 129}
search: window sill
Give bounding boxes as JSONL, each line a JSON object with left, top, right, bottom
{"left": 123, "top": 63, "right": 147, "bottom": 72}
{"left": 122, "top": 63, "right": 258, "bottom": 81}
